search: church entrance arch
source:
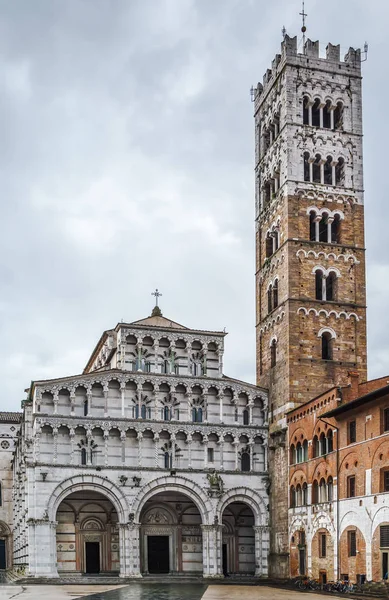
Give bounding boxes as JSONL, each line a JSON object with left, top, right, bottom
{"left": 140, "top": 491, "right": 203, "bottom": 575}
{"left": 56, "top": 490, "right": 119, "bottom": 575}
{"left": 0, "top": 521, "right": 11, "bottom": 571}
{"left": 221, "top": 501, "right": 255, "bottom": 575}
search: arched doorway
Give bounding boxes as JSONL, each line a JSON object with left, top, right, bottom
{"left": 222, "top": 502, "right": 255, "bottom": 575}
{"left": 0, "top": 521, "right": 11, "bottom": 571}
{"left": 140, "top": 491, "right": 202, "bottom": 575}
{"left": 56, "top": 490, "right": 119, "bottom": 575}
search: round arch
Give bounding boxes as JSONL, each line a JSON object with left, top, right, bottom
{"left": 47, "top": 475, "right": 129, "bottom": 523}
{"left": 216, "top": 487, "right": 268, "bottom": 526}
{"left": 131, "top": 476, "right": 212, "bottom": 524}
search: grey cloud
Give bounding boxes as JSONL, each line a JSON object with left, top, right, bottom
{"left": 0, "top": 0, "right": 388, "bottom": 409}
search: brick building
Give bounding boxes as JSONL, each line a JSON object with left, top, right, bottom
{"left": 253, "top": 34, "right": 367, "bottom": 577}
{"left": 288, "top": 372, "right": 389, "bottom": 583}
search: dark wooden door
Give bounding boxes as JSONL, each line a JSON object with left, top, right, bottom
{"left": 0, "top": 540, "right": 6, "bottom": 570}
{"left": 85, "top": 542, "right": 100, "bottom": 574}
{"left": 147, "top": 536, "right": 169, "bottom": 573}
{"left": 222, "top": 543, "right": 228, "bottom": 576}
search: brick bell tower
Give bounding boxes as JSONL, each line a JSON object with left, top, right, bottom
{"left": 254, "top": 35, "right": 367, "bottom": 577}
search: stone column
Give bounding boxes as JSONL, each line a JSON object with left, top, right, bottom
{"left": 119, "top": 522, "right": 142, "bottom": 577}
{"left": 129, "top": 523, "right": 141, "bottom": 576}
{"left": 120, "top": 382, "right": 126, "bottom": 418}
{"left": 103, "top": 429, "right": 109, "bottom": 466}
{"left": 171, "top": 433, "right": 176, "bottom": 468}
{"left": 53, "top": 391, "right": 58, "bottom": 415}
{"left": 154, "top": 434, "right": 160, "bottom": 467}
{"left": 330, "top": 106, "right": 335, "bottom": 129}
{"left": 218, "top": 350, "right": 223, "bottom": 377}
{"left": 219, "top": 391, "right": 223, "bottom": 422}
{"left": 120, "top": 430, "right": 126, "bottom": 465}
{"left": 70, "top": 392, "right": 75, "bottom": 417}
{"left": 187, "top": 345, "right": 192, "bottom": 375}
{"left": 52, "top": 427, "right": 58, "bottom": 464}
{"left": 203, "top": 435, "right": 209, "bottom": 469}
{"left": 153, "top": 341, "right": 160, "bottom": 373}
{"left": 248, "top": 402, "right": 254, "bottom": 425}
{"left": 218, "top": 438, "right": 224, "bottom": 471}
{"left": 253, "top": 525, "right": 269, "bottom": 577}
{"left": 69, "top": 428, "right": 75, "bottom": 465}
{"left": 327, "top": 216, "right": 334, "bottom": 243}
{"left": 233, "top": 438, "right": 239, "bottom": 471}
{"left": 249, "top": 441, "right": 254, "bottom": 472}
{"left": 28, "top": 519, "right": 59, "bottom": 577}
{"left": 137, "top": 431, "right": 143, "bottom": 467}
{"left": 314, "top": 216, "right": 321, "bottom": 241}
{"left": 34, "top": 430, "right": 41, "bottom": 463}
{"left": 103, "top": 383, "right": 109, "bottom": 417}
{"left": 187, "top": 435, "right": 192, "bottom": 469}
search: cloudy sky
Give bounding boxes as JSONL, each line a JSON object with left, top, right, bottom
{"left": 1, "top": 0, "right": 388, "bottom": 410}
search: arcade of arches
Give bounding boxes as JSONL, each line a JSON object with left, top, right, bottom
{"left": 55, "top": 489, "right": 257, "bottom": 576}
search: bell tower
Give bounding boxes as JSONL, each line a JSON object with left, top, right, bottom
{"left": 254, "top": 35, "right": 367, "bottom": 577}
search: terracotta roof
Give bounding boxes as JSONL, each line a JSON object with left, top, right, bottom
{"left": 0, "top": 412, "right": 22, "bottom": 423}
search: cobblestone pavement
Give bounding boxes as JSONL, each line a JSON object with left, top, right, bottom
{"left": 0, "top": 583, "right": 346, "bottom": 600}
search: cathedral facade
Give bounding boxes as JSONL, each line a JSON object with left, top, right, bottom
{"left": 9, "top": 310, "right": 269, "bottom": 578}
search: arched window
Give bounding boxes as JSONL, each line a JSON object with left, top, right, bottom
{"left": 327, "top": 477, "right": 334, "bottom": 501}
{"left": 296, "top": 484, "right": 302, "bottom": 507}
{"left": 163, "top": 406, "right": 171, "bottom": 421}
{"left": 324, "top": 155, "right": 333, "bottom": 185}
{"left": 290, "top": 444, "right": 296, "bottom": 465}
{"left": 192, "top": 407, "right": 197, "bottom": 422}
{"left": 332, "top": 215, "right": 341, "bottom": 243}
{"left": 319, "top": 478, "right": 327, "bottom": 503}
{"left": 303, "top": 440, "right": 308, "bottom": 461}
{"left": 319, "top": 212, "right": 328, "bottom": 242}
{"left": 81, "top": 447, "right": 87, "bottom": 466}
{"left": 321, "top": 332, "right": 333, "bottom": 360}
{"left": 164, "top": 452, "right": 171, "bottom": 469}
{"left": 312, "top": 98, "right": 320, "bottom": 127}
{"left": 313, "top": 435, "right": 320, "bottom": 458}
{"left": 323, "top": 100, "right": 331, "bottom": 129}
{"left": 290, "top": 485, "right": 296, "bottom": 508}
{"left": 303, "top": 96, "right": 310, "bottom": 125}
{"left": 241, "top": 452, "right": 250, "bottom": 472}
{"left": 312, "top": 480, "right": 319, "bottom": 504}
{"left": 243, "top": 409, "right": 249, "bottom": 425}
{"left": 162, "top": 359, "right": 169, "bottom": 374}
{"left": 320, "top": 432, "right": 327, "bottom": 456}
{"left": 90, "top": 448, "right": 94, "bottom": 464}
{"left": 267, "top": 284, "right": 273, "bottom": 313}
{"left": 302, "top": 482, "right": 308, "bottom": 506}
{"left": 273, "top": 280, "right": 279, "bottom": 309}
{"left": 197, "top": 407, "right": 203, "bottom": 423}
{"left": 326, "top": 272, "right": 336, "bottom": 301}
{"left": 304, "top": 152, "right": 310, "bottom": 182}
{"left": 141, "top": 405, "right": 147, "bottom": 419}
{"left": 270, "top": 339, "right": 277, "bottom": 368}
{"left": 296, "top": 442, "right": 303, "bottom": 463}
{"left": 83, "top": 399, "right": 88, "bottom": 417}
{"left": 334, "top": 102, "right": 343, "bottom": 130}
{"left": 316, "top": 270, "right": 324, "bottom": 300}
{"left": 313, "top": 154, "right": 321, "bottom": 183}
{"left": 335, "top": 157, "right": 345, "bottom": 185}
{"left": 273, "top": 229, "right": 279, "bottom": 251}
{"left": 266, "top": 234, "right": 273, "bottom": 258}
{"left": 327, "top": 430, "right": 334, "bottom": 453}
{"left": 309, "top": 210, "right": 316, "bottom": 241}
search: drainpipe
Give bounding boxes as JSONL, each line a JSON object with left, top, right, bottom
{"left": 319, "top": 416, "right": 340, "bottom": 580}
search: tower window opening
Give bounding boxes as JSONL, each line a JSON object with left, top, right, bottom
{"left": 83, "top": 399, "right": 88, "bottom": 416}
{"left": 326, "top": 272, "right": 336, "bottom": 301}
{"left": 304, "top": 152, "right": 310, "bottom": 182}
{"left": 243, "top": 408, "right": 249, "bottom": 425}
{"left": 302, "top": 482, "right": 308, "bottom": 505}
{"left": 273, "top": 279, "right": 279, "bottom": 309}
{"left": 270, "top": 339, "right": 277, "bottom": 368}
{"left": 335, "top": 158, "right": 345, "bottom": 185}
{"left": 303, "top": 96, "right": 310, "bottom": 125}
{"left": 309, "top": 211, "right": 317, "bottom": 241}
{"left": 313, "top": 154, "right": 321, "bottom": 183}
{"left": 327, "top": 430, "right": 334, "bottom": 453}
{"left": 263, "top": 181, "right": 272, "bottom": 206}
{"left": 332, "top": 215, "right": 341, "bottom": 243}
{"left": 312, "top": 98, "right": 321, "bottom": 127}
{"left": 334, "top": 102, "right": 343, "bottom": 129}
{"left": 290, "top": 485, "right": 296, "bottom": 508}
{"left": 303, "top": 440, "right": 308, "bottom": 461}
{"left": 319, "top": 213, "right": 329, "bottom": 242}
{"left": 241, "top": 452, "right": 250, "bottom": 472}
{"left": 321, "top": 332, "right": 333, "bottom": 360}
{"left": 313, "top": 435, "right": 320, "bottom": 458}
{"left": 320, "top": 433, "right": 327, "bottom": 456}
{"left": 267, "top": 284, "right": 273, "bottom": 314}
{"left": 81, "top": 447, "right": 87, "bottom": 466}
{"left": 315, "top": 270, "right": 324, "bottom": 300}
{"left": 324, "top": 156, "right": 333, "bottom": 185}
{"left": 290, "top": 444, "right": 296, "bottom": 464}
{"left": 312, "top": 480, "right": 319, "bottom": 504}
{"left": 327, "top": 477, "right": 334, "bottom": 501}
{"left": 323, "top": 101, "right": 331, "bottom": 129}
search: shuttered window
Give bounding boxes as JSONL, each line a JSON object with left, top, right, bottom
{"left": 380, "top": 525, "right": 389, "bottom": 548}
